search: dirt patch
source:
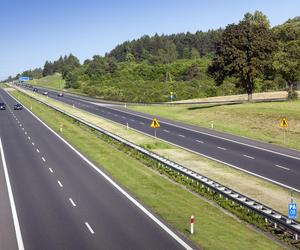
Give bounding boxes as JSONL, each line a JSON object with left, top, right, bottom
{"left": 170, "top": 91, "right": 299, "bottom": 103}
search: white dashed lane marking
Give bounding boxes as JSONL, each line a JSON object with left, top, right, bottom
{"left": 196, "top": 140, "right": 204, "bottom": 143}
{"left": 163, "top": 129, "right": 169, "bottom": 133}
{"left": 69, "top": 198, "right": 76, "bottom": 207}
{"left": 178, "top": 134, "right": 185, "bottom": 138}
{"left": 275, "top": 164, "right": 290, "bottom": 171}
{"left": 85, "top": 222, "right": 95, "bottom": 234}
{"left": 36, "top": 149, "right": 40, "bottom": 153}
{"left": 243, "top": 154, "right": 255, "bottom": 159}
{"left": 57, "top": 180, "right": 63, "bottom": 187}
{"left": 42, "top": 157, "right": 46, "bottom": 162}
{"left": 217, "top": 146, "right": 227, "bottom": 151}
{"left": 49, "top": 168, "right": 53, "bottom": 173}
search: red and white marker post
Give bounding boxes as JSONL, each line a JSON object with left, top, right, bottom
{"left": 190, "top": 215, "right": 195, "bottom": 234}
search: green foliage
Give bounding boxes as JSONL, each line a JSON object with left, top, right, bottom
{"left": 21, "top": 68, "right": 43, "bottom": 79}
{"left": 288, "top": 90, "right": 299, "bottom": 100}
{"left": 109, "top": 30, "right": 223, "bottom": 63}
{"left": 208, "top": 11, "right": 275, "bottom": 101}
{"left": 273, "top": 17, "right": 300, "bottom": 91}
{"left": 42, "top": 54, "right": 80, "bottom": 77}
{"left": 7, "top": 12, "right": 299, "bottom": 103}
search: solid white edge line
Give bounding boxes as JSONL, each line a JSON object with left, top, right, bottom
{"left": 85, "top": 222, "right": 95, "bottom": 234}
{"left": 103, "top": 105, "right": 300, "bottom": 161}
{"left": 0, "top": 138, "right": 25, "bottom": 250}
{"left": 8, "top": 91, "right": 193, "bottom": 249}
{"left": 69, "top": 198, "right": 76, "bottom": 207}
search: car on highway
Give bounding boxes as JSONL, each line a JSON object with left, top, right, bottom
{"left": 43, "top": 91, "right": 48, "bottom": 95}
{"left": 33, "top": 88, "right": 38, "bottom": 92}
{"left": 58, "top": 92, "right": 64, "bottom": 97}
{"left": 14, "top": 103, "right": 23, "bottom": 110}
{"left": 0, "top": 102, "right": 6, "bottom": 110}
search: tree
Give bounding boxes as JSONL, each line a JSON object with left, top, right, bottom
{"left": 43, "top": 61, "right": 55, "bottom": 76}
{"left": 208, "top": 11, "right": 275, "bottom": 101}
{"left": 273, "top": 17, "right": 300, "bottom": 92}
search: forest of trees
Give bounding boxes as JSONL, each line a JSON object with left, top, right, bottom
{"left": 6, "top": 11, "right": 300, "bottom": 102}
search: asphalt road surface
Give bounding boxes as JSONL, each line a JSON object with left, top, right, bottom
{"left": 20, "top": 85, "right": 300, "bottom": 192}
{"left": 0, "top": 88, "right": 194, "bottom": 250}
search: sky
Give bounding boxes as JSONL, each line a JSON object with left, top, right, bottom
{"left": 1, "top": 0, "right": 299, "bottom": 79}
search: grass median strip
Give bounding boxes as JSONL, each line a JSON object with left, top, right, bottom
{"left": 8, "top": 89, "right": 284, "bottom": 249}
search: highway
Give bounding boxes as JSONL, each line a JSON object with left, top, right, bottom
{"left": 0, "top": 88, "right": 193, "bottom": 250}
{"left": 20, "top": 85, "right": 300, "bottom": 192}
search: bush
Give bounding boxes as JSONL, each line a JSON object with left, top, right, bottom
{"left": 288, "top": 90, "right": 298, "bottom": 100}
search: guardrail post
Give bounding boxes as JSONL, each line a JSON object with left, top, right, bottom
{"left": 265, "top": 218, "right": 268, "bottom": 224}
{"left": 274, "top": 223, "right": 277, "bottom": 229}
{"left": 295, "top": 234, "right": 298, "bottom": 241}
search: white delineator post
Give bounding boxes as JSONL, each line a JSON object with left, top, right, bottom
{"left": 190, "top": 215, "right": 195, "bottom": 234}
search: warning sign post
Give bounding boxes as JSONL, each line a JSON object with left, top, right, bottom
{"left": 279, "top": 118, "right": 288, "bottom": 144}
{"left": 150, "top": 118, "right": 160, "bottom": 137}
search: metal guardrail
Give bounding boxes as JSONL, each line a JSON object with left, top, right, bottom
{"left": 14, "top": 86, "right": 300, "bottom": 240}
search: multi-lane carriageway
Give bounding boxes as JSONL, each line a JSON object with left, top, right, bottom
{"left": 21, "top": 85, "right": 300, "bottom": 191}
{"left": 0, "top": 88, "right": 194, "bottom": 249}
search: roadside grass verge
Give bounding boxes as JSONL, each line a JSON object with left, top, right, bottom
{"left": 129, "top": 100, "right": 300, "bottom": 151}
{"left": 29, "top": 73, "right": 65, "bottom": 90}
{"left": 12, "top": 87, "right": 300, "bottom": 216}
{"left": 8, "top": 89, "right": 284, "bottom": 249}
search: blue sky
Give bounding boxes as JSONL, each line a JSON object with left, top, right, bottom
{"left": 1, "top": 0, "right": 299, "bottom": 79}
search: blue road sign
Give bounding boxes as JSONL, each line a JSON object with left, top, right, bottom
{"left": 288, "top": 203, "right": 297, "bottom": 219}
{"left": 19, "top": 76, "right": 29, "bottom": 81}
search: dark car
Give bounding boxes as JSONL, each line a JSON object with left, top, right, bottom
{"left": 14, "top": 103, "right": 23, "bottom": 110}
{"left": 0, "top": 102, "right": 6, "bottom": 110}
{"left": 43, "top": 91, "right": 48, "bottom": 96}
{"left": 33, "top": 88, "right": 38, "bottom": 92}
{"left": 58, "top": 92, "right": 64, "bottom": 97}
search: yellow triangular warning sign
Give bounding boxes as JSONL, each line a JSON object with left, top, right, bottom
{"left": 150, "top": 118, "right": 160, "bottom": 128}
{"left": 280, "top": 118, "right": 288, "bottom": 128}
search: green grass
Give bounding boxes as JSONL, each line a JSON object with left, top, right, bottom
{"left": 129, "top": 100, "right": 300, "bottom": 151}
{"left": 29, "top": 73, "right": 65, "bottom": 90}
{"left": 10, "top": 90, "right": 284, "bottom": 250}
